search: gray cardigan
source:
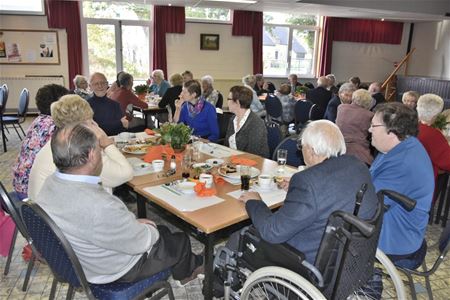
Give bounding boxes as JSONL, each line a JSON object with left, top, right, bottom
{"left": 225, "top": 111, "right": 270, "bottom": 158}
{"left": 36, "top": 174, "right": 159, "bottom": 284}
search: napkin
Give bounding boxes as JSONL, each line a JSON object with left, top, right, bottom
{"left": 194, "top": 182, "right": 217, "bottom": 197}
{"left": 142, "top": 145, "right": 183, "bottom": 162}
{"left": 145, "top": 128, "right": 156, "bottom": 135}
{"left": 213, "top": 174, "right": 226, "bottom": 185}
{"left": 230, "top": 156, "right": 258, "bottom": 166}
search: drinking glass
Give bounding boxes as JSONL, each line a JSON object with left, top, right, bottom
{"left": 240, "top": 165, "right": 251, "bottom": 191}
{"left": 277, "top": 149, "right": 288, "bottom": 173}
{"left": 182, "top": 153, "right": 192, "bottom": 179}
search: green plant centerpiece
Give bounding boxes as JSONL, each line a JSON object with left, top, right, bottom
{"left": 432, "top": 113, "right": 450, "bottom": 130}
{"left": 134, "top": 84, "right": 149, "bottom": 100}
{"left": 159, "top": 123, "right": 193, "bottom": 151}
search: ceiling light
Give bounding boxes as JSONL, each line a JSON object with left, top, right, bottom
{"left": 205, "top": 0, "right": 258, "bottom": 4}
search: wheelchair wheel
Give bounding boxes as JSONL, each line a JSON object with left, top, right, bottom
{"left": 348, "top": 249, "right": 406, "bottom": 299}
{"left": 240, "top": 266, "right": 326, "bottom": 300}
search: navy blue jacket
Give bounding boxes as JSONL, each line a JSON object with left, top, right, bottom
{"left": 324, "top": 95, "right": 341, "bottom": 123}
{"left": 88, "top": 94, "right": 125, "bottom": 136}
{"left": 245, "top": 155, "right": 378, "bottom": 263}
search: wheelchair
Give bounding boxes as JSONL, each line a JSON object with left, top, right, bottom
{"left": 214, "top": 187, "right": 408, "bottom": 299}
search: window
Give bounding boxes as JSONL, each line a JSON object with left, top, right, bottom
{"left": 0, "top": 0, "right": 44, "bottom": 15}
{"left": 81, "top": 1, "right": 151, "bottom": 83}
{"left": 263, "top": 12, "right": 319, "bottom": 77}
{"left": 185, "top": 7, "right": 231, "bottom": 22}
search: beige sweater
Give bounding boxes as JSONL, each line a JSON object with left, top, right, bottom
{"left": 28, "top": 141, "right": 133, "bottom": 200}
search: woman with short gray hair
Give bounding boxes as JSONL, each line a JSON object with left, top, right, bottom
{"left": 335, "top": 89, "right": 374, "bottom": 165}
{"left": 417, "top": 93, "right": 450, "bottom": 179}
{"left": 201, "top": 75, "right": 219, "bottom": 106}
{"left": 28, "top": 94, "right": 133, "bottom": 200}
{"left": 149, "top": 69, "right": 170, "bottom": 97}
{"left": 242, "top": 74, "right": 266, "bottom": 118}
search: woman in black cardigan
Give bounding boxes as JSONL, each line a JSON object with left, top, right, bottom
{"left": 224, "top": 86, "right": 270, "bottom": 158}
{"left": 158, "top": 73, "right": 183, "bottom": 116}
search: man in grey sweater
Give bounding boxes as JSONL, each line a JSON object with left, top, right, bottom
{"left": 35, "top": 123, "right": 202, "bottom": 285}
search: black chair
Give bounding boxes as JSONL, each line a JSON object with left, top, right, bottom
{"left": 266, "top": 126, "right": 282, "bottom": 159}
{"left": 397, "top": 223, "right": 450, "bottom": 300}
{"left": 433, "top": 172, "right": 450, "bottom": 227}
{"left": 20, "top": 201, "right": 174, "bottom": 300}
{"left": 294, "top": 100, "right": 314, "bottom": 133}
{"left": 0, "top": 182, "right": 36, "bottom": 291}
{"left": 216, "top": 111, "right": 233, "bottom": 145}
{"left": 0, "top": 86, "right": 8, "bottom": 152}
{"left": 264, "top": 94, "right": 282, "bottom": 126}
{"left": 309, "top": 104, "right": 323, "bottom": 121}
{"left": 3, "top": 88, "right": 29, "bottom": 140}
{"left": 216, "top": 92, "right": 223, "bottom": 109}
{"left": 272, "top": 135, "right": 304, "bottom": 167}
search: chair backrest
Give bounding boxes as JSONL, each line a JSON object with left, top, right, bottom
{"left": 2, "top": 84, "right": 9, "bottom": 101}
{"left": 217, "top": 111, "right": 233, "bottom": 143}
{"left": 266, "top": 126, "right": 282, "bottom": 159}
{"left": 20, "top": 201, "right": 94, "bottom": 298}
{"left": 314, "top": 187, "right": 384, "bottom": 299}
{"left": 0, "top": 85, "right": 8, "bottom": 115}
{"left": 216, "top": 92, "right": 223, "bottom": 108}
{"left": 265, "top": 94, "right": 282, "bottom": 119}
{"left": 272, "top": 135, "right": 304, "bottom": 167}
{"left": 309, "top": 104, "right": 323, "bottom": 121}
{"left": 18, "top": 88, "right": 30, "bottom": 117}
{"left": 294, "top": 100, "right": 313, "bottom": 125}
{"left": 0, "top": 182, "right": 29, "bottom": 239}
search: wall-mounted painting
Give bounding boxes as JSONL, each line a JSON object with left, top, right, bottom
{"left": 0, "top": 29, "right": 60, "bottom": 65}
{"left": 200, "top": 34, "right": 219, "bottom": 51}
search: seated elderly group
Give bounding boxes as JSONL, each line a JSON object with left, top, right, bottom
{"left": 9, "top": 69, "right": 449, "bottom": 294}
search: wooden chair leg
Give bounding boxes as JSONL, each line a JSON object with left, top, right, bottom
{"left": 4, "top": 227, "right": 18, "bottom": 275}
{"left": 22, "top": 254, "right": 35, "bottom": 291}
{"left": 49, "top": 277, "right": 58, "bottom": 300}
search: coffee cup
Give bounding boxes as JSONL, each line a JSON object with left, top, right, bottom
{"left": 152, "top": 159, "right": 164, "bottom": 172}
{"left": 258, "top": 174, "right": 272, "bottom": 189}
{"left": 199, "top": 173, "right": 213, "bottom": 188}
{"left": 118, "top": 132, "right": 135, "bottom": 140}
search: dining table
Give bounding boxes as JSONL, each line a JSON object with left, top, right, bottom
{"left": 132, "top": 96, "right": 167, "bottom": 128}
{"left": 121, "top": 138, "right": 299, "bottom": 299}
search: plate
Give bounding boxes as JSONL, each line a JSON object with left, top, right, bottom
{"left": 132, "top": 162, "right": 152, "bottom": 171}
{"left": 177, "top": 181, "right": 196, "bottom": 194}
{"left": 192, "top": 162, "right": 213, "bottom": 171}
{"left": 122, "top": 144, "right": 149, "bottom": 155}
{"left": 218, "top": 165, "right": 260, "bottom": 179}
{"left": 206, "top": 158, "right": 225, "bottom": 167}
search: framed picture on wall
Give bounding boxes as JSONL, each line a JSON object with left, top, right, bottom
{"left": 200, "top": 34, "right": 219, "bottom": 51}
{"left": 0, "top": 29, "right": 60, "bottom": 65}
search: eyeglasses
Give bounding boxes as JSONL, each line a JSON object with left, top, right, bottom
{"left": 370, "top": 124, "right": 385, "bottom": 128}
{"left": 91, "top": 81, "right": 108, "bottom": 87}
{"left": 227, "top": 98, "right": 234, "bottom": 101}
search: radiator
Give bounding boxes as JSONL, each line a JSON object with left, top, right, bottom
{"left": 0, "top": 76, "right": 65, "bottom": 113}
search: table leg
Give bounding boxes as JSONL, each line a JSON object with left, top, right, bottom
{"left": 203, "top": 232, "right": 216, "bottom": 300}
{"left": 136, "top": 194, "right": 147, "bottom": 218}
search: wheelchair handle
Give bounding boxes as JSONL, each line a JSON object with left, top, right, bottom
{"left": 334, "top": 211, "right": 375, "bottom": 237}
{"left": 379, "top": 189, "right": 416, "bottom": 212}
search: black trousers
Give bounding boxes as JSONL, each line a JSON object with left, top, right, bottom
{"left": 118, "top": 225, "right": 202, "bottom": 282}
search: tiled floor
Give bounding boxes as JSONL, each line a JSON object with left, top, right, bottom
{"left": 1, "top": 118, "right": 449, "bottom": 299}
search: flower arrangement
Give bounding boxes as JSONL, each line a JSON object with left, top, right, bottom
{"left": 158, "top": 123, "right": 193, "bottom": 150}
{"left": 134, "top": 84, "right": 149, "bottom": 95}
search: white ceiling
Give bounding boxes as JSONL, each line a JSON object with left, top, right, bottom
{"left": 143, "top": 0, "right": 450, "bottom": 22}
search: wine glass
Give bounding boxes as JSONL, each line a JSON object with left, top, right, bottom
{"left": 277, "top": 149, "right": 288, "bottom": 173}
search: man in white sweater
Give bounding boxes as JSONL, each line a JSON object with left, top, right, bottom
{"left": 35, "top": 123, "right": 203, "bottom": 285}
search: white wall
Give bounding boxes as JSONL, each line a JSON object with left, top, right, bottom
{"left": 330, "top": 23, "right": 410, "bottom": 83}
{"left": 0, "top": 15, "right": 69, "bottom": 87}
{"left": 408, "top": 20, "right": 450, "bottom": 80}
{"left": 166, "top": 22, "right": 253, "bottom": 95}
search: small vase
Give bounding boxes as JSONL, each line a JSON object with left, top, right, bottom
{"left": 173, "top": 144, "right": 186, "bottom": 153}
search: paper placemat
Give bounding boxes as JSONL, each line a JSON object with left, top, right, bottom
{"left": 127, "top": 157, "right": 157, "bottom": 177}
{"left": 227, "top": 186, "right": 286, "bottom": 207}
{"left": 143, "top": 185, "right": 224, "bottom": 212}
{"left": 200, "top": 143, "right": 243, "bottom": 158}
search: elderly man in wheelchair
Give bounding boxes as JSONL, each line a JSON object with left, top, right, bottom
{"left": 213, "top": 120, "right": 414, "bottom": 299}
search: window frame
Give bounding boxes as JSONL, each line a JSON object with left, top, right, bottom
{"left": 263, "top": 19, "right": 320, "bottom": 78}
{"left": 185, "top": 6, "right": 232, "bottom": 24}
{"left": 79, "top": 4, "right": 153, "bottom": 82}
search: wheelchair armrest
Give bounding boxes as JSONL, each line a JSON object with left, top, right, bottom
{"left": 333, "top": 211, "right": 375, "bottom": 237}
{"left": 379, "top": 189, "right": 416, "bottom": 212}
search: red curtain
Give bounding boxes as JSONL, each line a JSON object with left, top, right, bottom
{"left": 232, "top": 10, "right": 263, "bottom": 74}
{"left": 319, "top": 17, "right": 404, "bottom": 76}
{"left": 45, "top": 0, "right": 82, "bottom": 90}
{"left": 153, "top": 6, "right": 185, "bottom": 77}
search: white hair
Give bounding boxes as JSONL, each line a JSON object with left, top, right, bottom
{"left": 242, "top": 74, "right": 256, "bottom": 86}
{"left": 339, "top": 82, "right": 356, "bottom": 94}
{"left": 201, "top": 75, "right": 214, "bottom": 86}
{"left": 73, "top": 75, "right": 87, "bottom": 88}
{"left": 326, "top": 74, "right": 336, "bottom": 84}
{"left": 301, "top": 120, "right": 346, "bottom": 158}
{"left": 352, "top": 89, "right": 372, "bottom": 110}
{"left": 417, "top": 93, "right": 444, "bottom": 123}
{"left": 152, "top": 69, "right": 165, "bottom": 80}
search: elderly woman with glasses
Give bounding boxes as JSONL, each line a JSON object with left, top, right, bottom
{"left": 336, "top": 89, "right": 374, "bottom": 165}
{"left": 416, "top": 94, "right": 450, "bottom": 179}
{"left": 149, "top": 69, "right": 170, "bottom": 97}
{"left": 224, "top": 86, "right": 269, "bottom": 157}
{"left": 173, "top": 80, "right": 219, "bottom": 142}
{"left": 201, "top": 75, "right": 220, "bottom": 106}
{"left": 28, "top": 94, "right": 133, "bottom": 200}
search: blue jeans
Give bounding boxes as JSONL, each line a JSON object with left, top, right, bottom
{"left": 388, "top": 240, "right": 427, "bottom": 270}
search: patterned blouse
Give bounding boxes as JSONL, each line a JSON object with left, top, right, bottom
{"left": 12, "top": 114, "right": 56, "bottom": 196}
